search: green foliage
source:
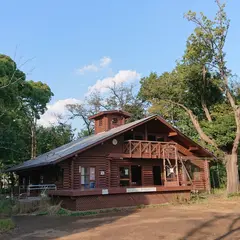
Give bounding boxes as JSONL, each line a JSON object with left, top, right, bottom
{"left": 69, "top": 211, "right": 98, "bottom": 217}
{"left": 37, "top": 124, "right": 75, "bottom": 155}
{"left": 0, "top": 198, "right": 15, "bottom": 217}
{"left": 138, "top": 1, "right": 239, "bottom": 162}
{"left": 0, "top": 218, "right": 15, "bottom": 233}
{"left": 22, "top": 80, "right": 53, "bottom": 119}
{"left": 0, "top": 54, "right": 75, "bottom": 177}
{"left": 227, "top": 192, "right": 240, "bottom": 198}
{"left": 201, "top": 104, "right": 236, "bottom": 151}
{"left": 210, "top": 162, "right": 227, "bottom": 188}
{"left": 56, "top": 208, "right": 69, "bottom": 216}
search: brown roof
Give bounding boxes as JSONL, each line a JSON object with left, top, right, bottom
{"left": 7, "top": 115, "right": 214, "bottom": 172}
{"left": 88, "top": 110, "right": 131, "bottom": 120}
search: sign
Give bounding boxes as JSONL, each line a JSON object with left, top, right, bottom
{"left": 102, "top": 189, "right": 109, "bottom": 195}
{"left": 126, "top": 187, "right": 157, "bottom": 193}
{"left": 100, "top": 171, "right": 105, "bottom": 176}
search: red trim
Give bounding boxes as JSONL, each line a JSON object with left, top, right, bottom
{"left": 48, "top": 186, "right": 192, "bottom": 197}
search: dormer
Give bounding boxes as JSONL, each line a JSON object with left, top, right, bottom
{"left": 89, "top": 110, "right": 131, "bottom": 134}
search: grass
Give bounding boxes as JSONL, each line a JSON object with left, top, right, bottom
{"left": 0, "top": 218, "right": 15, "bottom": 233}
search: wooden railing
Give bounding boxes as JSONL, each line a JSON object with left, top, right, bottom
{"left": 123, "top": 140, "right": 177, "bottom": 159}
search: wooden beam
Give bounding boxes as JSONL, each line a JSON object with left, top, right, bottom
{"left": 168, "top": 132, "right": 178, "bottom": 137}
{"left": 189, "top": 146, "right": 198, "bottom": 151}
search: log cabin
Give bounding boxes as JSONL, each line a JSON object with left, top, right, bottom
{"left": 7, "top": 110, "right": 214, "bottom": 211}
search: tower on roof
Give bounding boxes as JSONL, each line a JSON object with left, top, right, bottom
{"left": 89, "top": 110, "right": 131, "bottom": 134}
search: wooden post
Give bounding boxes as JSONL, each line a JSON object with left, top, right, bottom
{"left": 181, "top": 161, "right": 187, "bottom": 186}
{"left": 140, "top": 142, "right": 142, "bottom": 157}
{"left": 130, "top": 140, "right": 132, "bottom": 158}
{"left": 144, "top": 124, "right": 148, "bottom": 140}
{"left": 71, "top": 159, "right": 74, "bottom": 189}
{"left": 175, "top": 148, "right": 179, "bottom": 185}
{"left": 163, "top": 158, "right": 166, "bottom": 185}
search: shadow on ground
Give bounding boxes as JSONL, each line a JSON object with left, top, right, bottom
{"left": 2, "top": 200, "right": 240, "bottom": 240}
{"left": 1, "top": 210, "right": 136, "bottom": 240}
{"left": 183, "top": 213, "right": 240, "bottom": 240}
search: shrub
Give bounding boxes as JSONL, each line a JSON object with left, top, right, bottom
{"left": 0, "top": 198, "right": 15, "bottom": 217}
{"left": 0, "top": 218, "right": 15, "bottom": 233}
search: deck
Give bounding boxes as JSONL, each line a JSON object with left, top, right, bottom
{"left": 48, "top": 186, "right": 192, "bottom": 197}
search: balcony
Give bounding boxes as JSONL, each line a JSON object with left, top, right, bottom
{"left": 123, "top": 140, "right": 177, "bottom": 159}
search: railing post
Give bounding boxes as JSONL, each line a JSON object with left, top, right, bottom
{"left": 140, "top": 141, "right": 142, "bottom": 158}
{"left": 130, "top": 140, "right": 132, "bottom": 158}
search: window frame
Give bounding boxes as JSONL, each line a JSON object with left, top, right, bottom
{"left": 119, "top": 165, "right": 131, "bottom": 187}
{"left": 80, "top": 166, "right": 96, "bottom": 189}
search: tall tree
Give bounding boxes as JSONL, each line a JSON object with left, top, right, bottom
{"left": 36, "top": 124, "right": 75, "bottom": 155}
{"left": 22, "top": 81, "right": 53, "bottom": 158}
{"left": 139, "top": 1, "right": 240, "bottom": 193}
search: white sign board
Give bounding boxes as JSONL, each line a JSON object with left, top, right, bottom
{"left": 126, "top": 187, "right": 157, "bottom": 193}
{"left": 102, "top": 189, "right": 109, "bottom": 195}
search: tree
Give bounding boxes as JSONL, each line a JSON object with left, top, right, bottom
{"left": 185, "top": 0, "right": 240, "bottom": 193}
{"left": 0, "top": 54, "right": 53, "bottom": 170}
{"left": 139, "top": 1, "right": 240, "bottom": 193}
{"left": 22, "top": 81, "right": 53, "bottom": 158}
{"left": 36, "top": 124, "right": 75, "bottom": 155}
{"left": 67, "top": 82, "right": 146, "bottom": 136}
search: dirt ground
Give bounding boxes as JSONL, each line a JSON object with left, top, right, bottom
{"left": 2, "top": 196, "right": 240, "bottom": 240}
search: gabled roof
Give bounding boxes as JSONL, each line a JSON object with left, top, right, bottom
{"left": 7, "top": 115, "right": 214, "bottom": 172}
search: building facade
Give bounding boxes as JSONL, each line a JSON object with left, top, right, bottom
{"left": 8, "top": 111, "right": 213, "bottom": 211}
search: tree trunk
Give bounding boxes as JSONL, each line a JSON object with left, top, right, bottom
{"left": 31, "top": 119, "right": 37, "bottom": 159}
{"left": 201, "top": 65, "right": 212, "bottom": 122}
{"left": 201, "top": 97, "right": 212, "bottom": 122}
{"left": 226, "top": 152, "right": 239, "bottom": 194}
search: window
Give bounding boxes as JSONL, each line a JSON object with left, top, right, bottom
{"left": 80, "top": 167, "right": 96, "bottom": 189}
{"left": 112, "top": 118, "right": 118, "bottom": 124}
{"left": 119, "top": 166, "right": 130, "bottom": 186}
{"left": 99, "top": 119, "right": 103, "bottom": 126}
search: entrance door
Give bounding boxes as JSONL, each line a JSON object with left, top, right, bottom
{"left": 153, "top": 166, "right": 162, "bottom": 185}
{"left": 131, "top": 165, "right": 142, "bottom": 186}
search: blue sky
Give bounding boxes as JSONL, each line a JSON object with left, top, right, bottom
{"left": 1, "top": 0, "right": 240, "bottom": 128}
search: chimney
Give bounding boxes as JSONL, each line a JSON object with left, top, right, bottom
{"left": 89, "top": 110, "right": 131, "bottom": 134}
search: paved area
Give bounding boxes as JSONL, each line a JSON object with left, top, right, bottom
{"left": 2, "top": 197, "right": 240, "bottom": 240}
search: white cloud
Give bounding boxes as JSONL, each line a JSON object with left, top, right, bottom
{"left": 76, "top": 64, "right": 99, "bottom": 75}
{"left": 99, "top": 56, "right": 112, "bottom": 67}
{"left": 38, "top": 98, "right": 82, "bottom": 127}
{"left": 87, "top": 70, "right": 141, "bottom": 94}
{"left": 76, "top": 56, "right": 112, "bottom": 75}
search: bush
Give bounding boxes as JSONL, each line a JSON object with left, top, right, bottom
{"left": 0, "top": 218, "right": 15, "bottom": 233}
{"left": 0, "top": 198, "right": 15, "bottom": 217}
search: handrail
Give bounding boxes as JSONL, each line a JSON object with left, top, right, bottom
{"left": 27, "top": 184, "right": 57, "bottom": 191}
{"left": 124, "top": 140, "right": 177, "bottom": 145}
